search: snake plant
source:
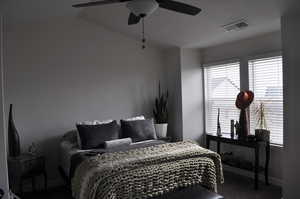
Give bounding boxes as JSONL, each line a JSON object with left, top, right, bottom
{"left": 153, "top": 82, "right": 168, "bottom": 124}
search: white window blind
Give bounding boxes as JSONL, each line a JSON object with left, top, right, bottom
{"left": 249, "top": 56, "right": 283, "bottom": 145}
{"left": 204, "top": 62, "right": 240, "bottom": 134}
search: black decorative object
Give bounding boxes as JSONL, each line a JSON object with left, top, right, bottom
{"left": 235, "top": 120, "right": 240, "bottom": 136}
{"left": 230, "top": 119, "right": 235, "bottom": 139}
{"left": 8, "top": 104, "right": 21, "bottom": 157}
{"left": 238, "top": 109, "right": 249, "bottom": 139}
{"left": 217, "top": 108, "right": 222, "bottom": 136}
{"left": 235, "top": 91, "right": 254, "bottom": 140}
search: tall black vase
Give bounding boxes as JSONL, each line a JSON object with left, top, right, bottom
{"left": 0, "top": 188, "right": 4, "bottom": 199}
{"left": 8, "top": 104, "right": 21, "bottom": 157}
{"left": 238, "top": 108, "right": 250, "bottom": 140}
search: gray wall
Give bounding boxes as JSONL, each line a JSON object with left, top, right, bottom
{"left": 180, "top": 48, "right": 204, "bottom": 144}
{"left": 164, "top": 48, "right": 183, "bottom": 141}
{"left": 4, "top": 16, "right": 166, "bottom": 186}
{"left": 281, "top": 4, "right": 300, "bottom": 198}
{"left": 202, "top": 31, "right": 282, "bottom": 63}
{"left": 201, "top": 31, "right": 283, "bottom": 184}
{"left": 0, "top": 16, "right": 9, "bottom": 199}
{"left": 164, "top": 48, "right": 204, "bottom": 143}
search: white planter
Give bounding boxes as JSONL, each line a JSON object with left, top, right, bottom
{"left": 155, "top": 123, "right": 168, "bottom": 138}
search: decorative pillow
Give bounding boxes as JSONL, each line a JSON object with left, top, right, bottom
{"left": 120, "top": 118, "right": 157, "bottom": 142}
{"left": 104, "top": 138, "right": 132, "bottom": 149}
{"left": 76, "top": 119, "right": 114, "bottom": 149}
{"left": 76, "top": 120, "right": 119, "bottom": 150}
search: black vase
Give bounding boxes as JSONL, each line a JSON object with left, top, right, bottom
{"left": 0, "top": 188, "right": 4, "bottom": 199}
{"left": 238, "top": 108, "right": 250, "bottom": 140}
{"left": 8, "top": 104, "right": 21, "bottom": 157}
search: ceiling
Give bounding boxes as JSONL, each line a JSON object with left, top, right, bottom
{"left": 1, "top": 0, "right": 282, "bottom": 48}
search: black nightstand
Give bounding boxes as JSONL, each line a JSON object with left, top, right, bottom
{"left": 8, "top": 153, "right": 47, "bottom": 194}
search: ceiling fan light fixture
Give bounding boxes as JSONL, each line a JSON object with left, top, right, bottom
{"left": 126, "top": 0, "right": 159, "bottom": 17}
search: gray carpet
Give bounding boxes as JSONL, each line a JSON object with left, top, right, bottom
{"left": 22, "top": 171, "right": 282, "bottom": 199}
{"left": 218, "top": 172, "right": 282, "bottom": 199}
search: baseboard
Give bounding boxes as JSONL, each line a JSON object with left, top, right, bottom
{"left": 223, "top": 165, "right": 282, "bottom": 187}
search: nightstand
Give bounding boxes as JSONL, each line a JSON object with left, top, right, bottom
{"left": 8, "top": 153, "right": 47, "bottom": 194}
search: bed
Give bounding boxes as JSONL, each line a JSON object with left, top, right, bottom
{"left": 59, "top": 130, "right": 167, "bottom": 179}
{"left": 59, "top": 119, "right": 223, "bottom": 199}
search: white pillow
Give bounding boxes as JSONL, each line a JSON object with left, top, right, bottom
{"left": 124, "top": 115, "right": 145, "bottom": 121}
{"left": 76, "top": 120, "right": 113, "bottom": 125}
{"left": 76, "top": 119, "right": 114, "bottom": 149}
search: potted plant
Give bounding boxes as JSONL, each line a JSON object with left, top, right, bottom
{"left": 254, "top": 101, "right": 270, "bottom": 141}
{"left": 153, "top": 82, "right": 168, "bottom": 138}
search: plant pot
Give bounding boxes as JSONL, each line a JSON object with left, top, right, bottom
{"left": 255, "top": 129, "right": 270, "bottom": 142}
{"left": 154, "top": 123, "right": 168, "bottom": 138}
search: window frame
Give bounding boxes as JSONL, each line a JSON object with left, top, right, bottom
{"left": 203, "top": 51, "right": 283, "bottom": 147}
{"left": 203, "top": 59, "right": 241, "bottom": 135}
{"left": 248, "top": 53, "right": 283, "bottom": 146}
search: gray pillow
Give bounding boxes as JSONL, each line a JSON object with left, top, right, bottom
{"left": 121, "top": 118, "right": 157, "bottom": 142}
{"left": 104, "top": 138, "right": 132, "bottom": 149}
{"left": 76, "top": 120, "right": 119, "bottom": 150}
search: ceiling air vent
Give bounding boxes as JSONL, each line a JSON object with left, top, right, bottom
{"left": 222, "top": 20, "right": 249, "bottom": 32}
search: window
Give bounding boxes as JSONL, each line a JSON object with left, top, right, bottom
{"left": 204, "top": 62, "right": 240, "bottom": 134}
{"left": 249, "top": 56, "right": 283, "bottom": 145}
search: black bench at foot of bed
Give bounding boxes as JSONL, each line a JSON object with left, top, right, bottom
{"left": 153, "top": 185, "right": 224, "bottom": 199}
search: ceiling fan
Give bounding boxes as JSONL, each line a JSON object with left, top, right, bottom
{"left": 72, "top": 0, "right": 202, "bottom": 25}
{"left": 72, "top": 0, "right": 202, "bottom": 49}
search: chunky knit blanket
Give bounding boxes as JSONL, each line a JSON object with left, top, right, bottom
{"left": 72, "top": 140, "right": 223, "bottom": 199}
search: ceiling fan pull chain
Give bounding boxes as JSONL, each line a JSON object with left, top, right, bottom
{"left": 142, "top": 18, "right": 146, "bottom": 49}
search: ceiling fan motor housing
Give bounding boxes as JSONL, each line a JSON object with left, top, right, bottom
{"left": 127, "top": 0, "right": 159, "bottom": 17}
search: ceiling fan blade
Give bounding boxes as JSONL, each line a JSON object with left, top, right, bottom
{"left": 128, "top": 13, "right": 141, "bottom": 25}
{"left": 72, "top": 0, "right": 130, "bottom": 8}
{"left": 157, "top": 0, "right": 201, "bottom": 15}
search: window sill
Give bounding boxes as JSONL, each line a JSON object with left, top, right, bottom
{"left": 270, "top": 143, "right": 283, "bottom": 148}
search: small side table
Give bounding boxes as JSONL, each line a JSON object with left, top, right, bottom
{"left": 8, "top": 153, "right": 47, "bottom": 194}
{"left": 206, "top": 133, "right": 270, "bottom": 190}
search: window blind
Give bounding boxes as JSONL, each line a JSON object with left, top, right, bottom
{"left": 249, "top": 56, "right": 283, "bottom": 145}
{"left": 204, "top": 62, "right": 240, "bottom": 134}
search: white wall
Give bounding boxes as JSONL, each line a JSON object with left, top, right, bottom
{"left": 202, "top": 31, "right": 283, "bottom": 184}
{"left": 4, "top": 16, "right": 166, "bottom": 186}
{"left": 281, "top": 3, "right": 300, "bottom": 198}
{"left": 0, "top": 16, "right": 9, "bottom": 199}
{"left": 180, "top": 48, "right": 204, "bottom": 143}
